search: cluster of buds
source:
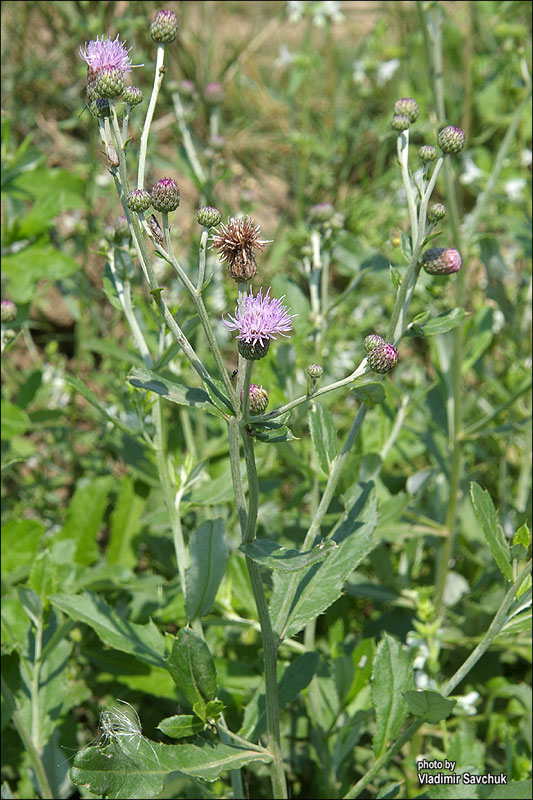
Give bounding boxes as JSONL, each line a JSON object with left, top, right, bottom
{"left": 390, "top": 97, "right": 419, "bottom": 132}
{"left": 364, "top": 335, "right": 399, "bottom": 374}
{"left": 125, "top": 178, "right": 181, "bottom": 216}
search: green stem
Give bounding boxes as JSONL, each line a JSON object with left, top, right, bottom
{"left": 343, "top": 562, "right": 531, "bottom": 798}
{"left": 397, "top": 129, "right": 418, "bottom": 244}
{"left": 197, "top": 228, "right": 209, "bottom": 291}
{"left": 137, "top": 44, "right": 166, "bottom": 189}
{"left": 172, "top": 91, "right": 207, "bottom": 187}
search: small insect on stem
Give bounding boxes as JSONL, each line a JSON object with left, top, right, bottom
{"left": 148, "top": 214, "right": 164, "bottom": 244}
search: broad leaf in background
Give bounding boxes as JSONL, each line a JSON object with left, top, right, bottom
{"left": 240, "top": 538, "right": 337, "bottom": 572}
{"left": 371, "top": 633, "right": 414, "bottom": 757}
{"left": 185, "top": 519, "right": 228, "bottom": 620}
{"left": 56, "top": 477, "right": 113, "bottom": 566}
{"left": 71, "top": 736, "right": 272, "bottom": 798}
{"left": 470, "top": 483, "right": 512, "bottom": 581}
{"left": 309, "top": 402, "right": 337, "bottom": 473}
{"left": 107, "top": 476, "right": 146, "bottom": 569}
{"left": 166, "top": 627, "right": 218, "bottom": 719}
{"left": 270, "top": 483, "right": 378, "bottom": 639}
{"left": 50, "top": 591, "right": 166, "bottom": 668}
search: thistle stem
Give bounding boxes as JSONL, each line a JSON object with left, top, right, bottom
{"left": 137, "top": 43, "right": 166, "bottom": 189}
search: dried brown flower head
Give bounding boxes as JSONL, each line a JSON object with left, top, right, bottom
{"left": 211, "top": 216, "right": 271, "bottom": 281}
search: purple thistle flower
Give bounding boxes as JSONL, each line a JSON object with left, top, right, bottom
{"left": 223, "top": 287, "right": 295, "bottom": 347}
{"left": 80, "top": 35, "right": 132, "bottom": 74}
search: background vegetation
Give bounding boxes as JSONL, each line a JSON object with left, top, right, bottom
{"left": 1, "top": 1, "right": 531, "bottom": 798}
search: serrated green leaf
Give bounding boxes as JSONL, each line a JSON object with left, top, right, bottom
{"left": 157, "top": 715, "right": 204, "bottom": 739}
{"left": 351, "top": 382, "right": 386, "bottom": 405}
{"left": 185, "top": 519, "right": 228, "bottom": 620}
{"left": 165, "top": 628, "right": 218, "bottom": 718}
{"left": 371, "top": 633, "right": 414, "bottom": 757}
{"left": 403, "top": 690, "right": 456, "bottom": 723}
{"left": 309, "top": 402, "right": 337, "bottom": 473}
{"left": 271, "top": 483, "right": 378, "bottom": 639}
{"left": 129, "top": 368, "right": 221, "bottom": 417}
{"left": 470, "top": 483, "right": 512, "bottom": 580}
{"left": 71, "top": 736, "right": 271, "bottom": 797}
{"left": 254, "top": 424, "right": 297, "bottom": 443}
{"left": 50, "top": 591, "right": 166, "bottom": 668}
{"left": 513, "top": 523, "right": 531, "bottom": 549}
{"left": 240, "top": 538, "right": 337, "bottom": 572}
{"left": 410, "top": 307, "right": 466, "bottom": 337}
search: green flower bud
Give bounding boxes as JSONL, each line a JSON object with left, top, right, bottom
{"left": 122, "top": 86, "right": 143, "bottom": 106}
{"left": 126, "top": 189, "right": 152, "bottom": 212}
{"left": 197, "top": 206, "right": 221, "bottom": 227}
{"left": 367, "top": 343, "right": 399, "bottom": 374}
{"left": 428, "top": 203, "right": 447, "bottom": 222}
{"left": 421, "top": 247, "right": 462, "bottom": 275}
{"left": 89, "top": 98, "right": 110, "bottom": 118}
{"left": 237, "top": 338, "right": 271, "bottom": 361}
{"left": 419, "top": 145, "right": 438, "bottom": 162}
{"left": 393, "top": 97, "right": 419, "bottom": 122}
{"left": 437, "top": 125, "right": 466, "bottom": 154}
{"left": 150, "top": 178, "right": 180, "bottom": 213}
{"left": 150, "top": 9, "right": 179, "bottom": 44}
{"left": 114, "top": 215, "right": 130, "bottom": 241}
{"left": 306, "top": 363, "right": 323, "bottom": 380}
{"left": 308, "top": 203, "right": 335, "bottom": 225}
{"left": 363, "top": 334, "right": 386, "bottom": 352}
{"left": 1, "top": 299, "right": 17, "bottom": 324}
{"left": 94, "top": 66, "right": 125, "bottom": 98}
{"left": 241, "top": 384, "right": 269, "bottom": 415}
{"left": 391, "top": 114, "right": 410, "bottom": 131}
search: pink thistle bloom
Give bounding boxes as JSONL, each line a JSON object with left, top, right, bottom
{"left": 80, "top": 35, "right": 132, "bottom": 74}
{"left": 223, "top": 287, "right": 296, "bottom": 346}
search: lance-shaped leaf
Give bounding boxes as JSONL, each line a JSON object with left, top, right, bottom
{"left": 186, "top": 519, "right": 228, "bottom": 620}
{"left": 270, "top": 483, "right": 378, "bottom": 639}
{"left": 128, "top": 368, "right": 221, "bottom": 417}
{"left": 371, "top": 633, "right": 414, "bottom": 757}
{"left": 403, "top": 690, "right": 456, "bottom": 723}
{"left": 71, "top": 736, "right": 272, "bottom": 798}
{"left": 157, "top": 715, "right": 204, "bottom": 739}
{"left": 407, "top": 307, "right": 466, "bottom": 337}
{"left": 309, "top": 402, "right": 337, "bottom": 473}
{"left": 166, "top": 628, "right": 218, "bottom": 718}
{"left": 240, "top": 538, "right": 337, "bottom": 573}
{"left": 470, "top": 482, "right": 512, "bottom": 581}
{"left": 50, "top": 591, "right": 165, "bottom": 668}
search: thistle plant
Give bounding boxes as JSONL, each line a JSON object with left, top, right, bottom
{"left": 53, "top": 8, "right": 532, "bottom": 800}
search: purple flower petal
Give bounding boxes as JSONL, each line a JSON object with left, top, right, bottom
{"left": 223, "top": 287, "right": 296, "bottom": 346}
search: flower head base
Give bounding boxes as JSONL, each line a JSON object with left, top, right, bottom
{"left": 122, "top": 86, "right": 143, "bottom": 106}
{"left": 150, "top": 10, "right": 179, "bottom": 43}
{"left": 363, "top": 333, "right": 386, "bottom": 353}
{"left": 367, "top": 343, "right": 399, "bottom": 374}
{"left": 212, "top": 217, "right": 271, "bottom": 282}
{"left": 95, "top": 66, "right": 125, "bottom": 98}
{"left": 197, "top": 206, "right": 221, "bottom": 228}
{"left": 419, "top": 145, "right": 438, "bottom": 162}
{"left": 241, "top": 384, "right": 269, "bottom": 415}
{"left": 126, "top": 189, "right": 152, "bottom": 213}
{"left": 421, "top": 247, "right": 462, "bottom": 275}
{"left": 428, "top": 203, "right": 447, "bottom": 222}
{"left": 150, "top": 178, "right": 180, "bottom": 212}
{"left": 391, "top": 115, "right": 410, "bottom": 131}
{"left": 393, "top": 97, "right": 419, "bottom": 122}
{"left": 80, "top": 35, "right": 133, "bottom": 74}
{"left": 438, "top": 126, "right": 466, "bottom": 155}
{"left": 223, "top": 287, "right": 295, "bottom": 361}
{"left": 307, "top": 363, "right": 323, "bottom": 380}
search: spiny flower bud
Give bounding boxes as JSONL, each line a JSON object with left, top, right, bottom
{"left": 367, "top": 343, "right": 399, "bottom": 374}
{"left": 419, "top": 145, "right": 438, "bottom": 162}
{"left": 437, "top": 125, "right": 466, "bottom": 154}
{"left": 241, "top": 384, "right": 269, "bottom": 415}
{"left": 94, "top": 66, "right": 125, "bottom": 98}
{"left": 393, "top": 97, "right": 419, "bottom": 122}
{"left": 150, "top": 178, "right": 180, "bottom": 212}
{"left": 1, "top": 299, "right": 17, "bottom": 324}
{"left": 309, "top": 202, "right": 335, "bottom": 225}
{"left": 126, "top": 189, "right": 152, "bottom": 212}
{"left": 238, "top": 339, "right": 271, "bottom": 361}
{"left": 150, "top": 10, "right": 179, "bottom": 44}
{"left": 421, "top": 247, "right": 462, "bottom": 275}
{"left": 428, "top": 203, "right": 447, "bottom": 222}
{"left": 197, "top": 206, "right": 221, "bottom": 228}
{"left": 391, "top": 115, "right": 410, "bottom": 131}
{"left": 204, "top": 82, "right": 224, "bottom": 104}
{"left": 122, "top": 86, "right": 143, "bottom": 106}
{"left": 363, "top": 334, "right": 386, "bottom": 353}
{"left": 89, "top": 98, "right": 110, "bottom": 118}
{"left": 306, "top": 364, "right": 323, "bottom": 380}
